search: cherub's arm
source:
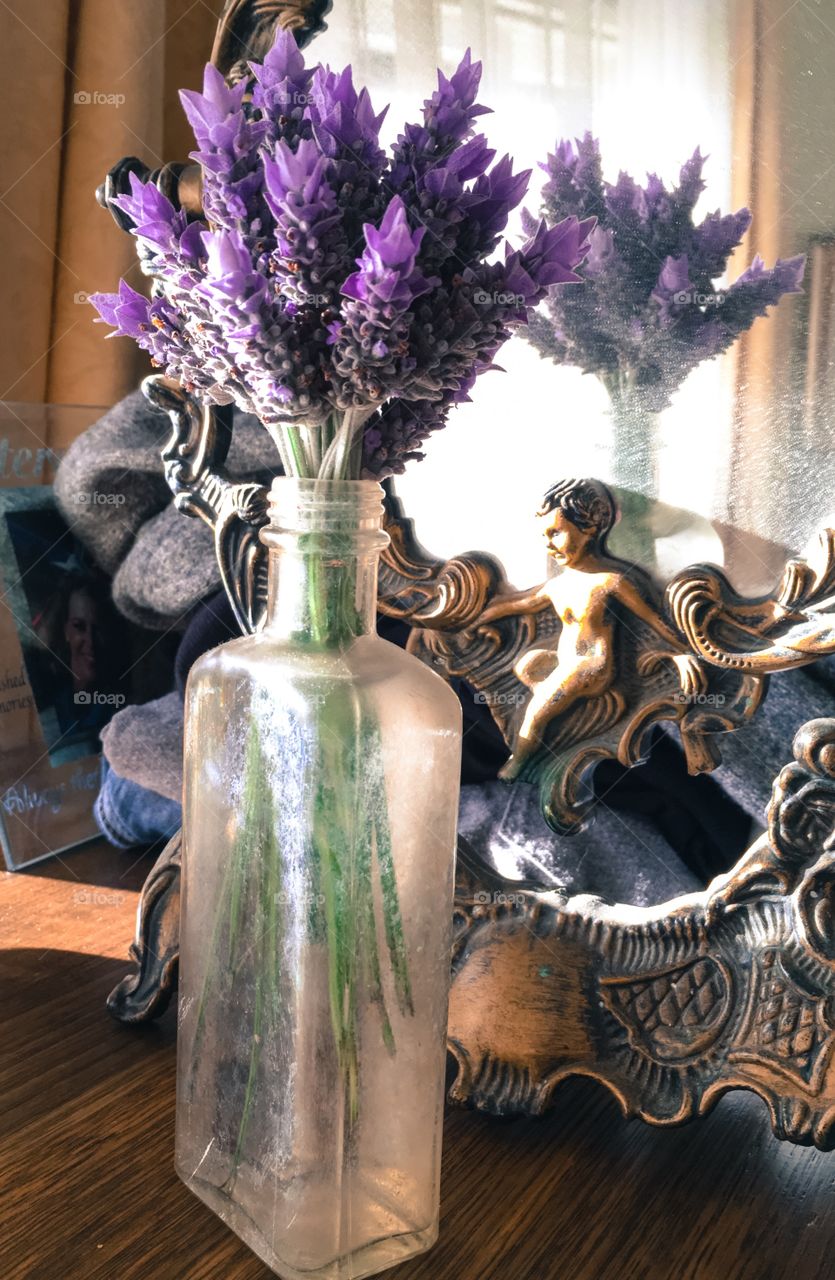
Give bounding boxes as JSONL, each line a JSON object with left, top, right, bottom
{"left": 615, "top": 577, "right": 685, "bottom": 649}
{"left": 615, "top": 576, "right": 706, "bottom": 696}
{"left": 479, "top": 582, "right": 551, "bottom": 624}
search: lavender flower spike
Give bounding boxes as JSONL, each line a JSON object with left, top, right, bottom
{"left": 179, "top": 64, "right": 249, "bottom": 151}
{"left": 249, "top": 27, "right": 311, "bottom": 117}
{"left": 426, "top": 50, "right": 490, "bottom": 147}
{"left": 519, "top": 216, "right": 596, "bottom": 291}
{"left": 263, "top": 137, "right": 344, "bottom": 306}
{"left": 343, "top": 197, "right": 433, "bottom": 308}
{"left": 388, "top": 49, "right": 490, "bottom": 193}
{"left": 112, "top": 171, "right": 185, "bottom": 257}
{"left": 308, "top": 64, "right": 388, "bottom": 164}
{"left": 90, "top": 279, "right": 150, "bottom": 339}
{"left": 335, "top": 197, "right": 437, "bottom": 407}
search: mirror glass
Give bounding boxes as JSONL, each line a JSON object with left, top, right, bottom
{"left": 314, "top": 1, "right": 835, "bottom": 904}
{"left": 318, "top": 1, "right": 835, "bottom": 591}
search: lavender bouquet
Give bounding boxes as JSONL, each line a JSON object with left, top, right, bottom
{"left": 92, "top": 34, "right": 592, "bottom": 481}
{"left": 524, "top": 133, "right": 805, "bottom": 485}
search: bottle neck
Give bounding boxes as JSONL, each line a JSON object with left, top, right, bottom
{"left": 260, "top": 479, "right": 388, "bottom": 647}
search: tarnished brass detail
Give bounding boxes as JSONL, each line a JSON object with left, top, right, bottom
{"left": 379, "top": 478, "right": 835, "bottom": 834}
{"left": 212, "top": 0, "right": 333, "bottom": 78}
{"left": 387, "top": 482, "right": 740, "bottom": 832}
{"left": 448, "top": 717, "right": 835, "bottom": 1147}
{"left": 144, "top": 379, "right": 269, "bottom": 636}
{"left": 107, "top": 833, "right": 182, "bottom": 1023}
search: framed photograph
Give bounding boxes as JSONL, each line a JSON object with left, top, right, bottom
{"left": 0, "top": 489, "right": 130, "bottom": 767}
{"left": 0, "top": 404, "right": 107, "bottom": 868}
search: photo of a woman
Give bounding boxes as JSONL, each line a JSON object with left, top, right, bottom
{"left": 0, "top": 497, "right": 128, "bottom": 765}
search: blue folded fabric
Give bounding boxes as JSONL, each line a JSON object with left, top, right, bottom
{"left": 95, "top": 758, "right": 182, "bottom": 849}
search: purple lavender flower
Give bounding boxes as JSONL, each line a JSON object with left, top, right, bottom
{"left": 677, "top": 147, "right": 708, "bottom": 211}
{"left": 454, "top": 154, "right": 532, "bottom": 263}
{"left": 385, "top": 51, "right": 528, "bottom": 279}
{"left": 388, "top": 50, "right": 490, "bottom": 191}
{"left": 112, "top": 173, "right": 187, "bottom": 257}
{"left": 733, "top": 251, "right": 806, "bottom": 295}
{"left": 307, "top": 65, "right": 388, "bottom": 167}
{"left": 650, "top": 254, "right": 695, "bottom": 319}
{"left": 263, "top": 137, "right": 346, "bottom": 308}
{"left": 541, "top": 134, "right": 606, "bottom": 226}
{"left": 362, "top": 394, "right": 456, "bottom": 476}
{"left": 90, "top": 279, "right": 151, "bottom": 339}
{"left": 333, "top": 197, "right": 436, "bottom": 408}
{"left": 179, "top": 64, "right": 248, "bottom": 145}
{"left": 387, "top": 215, "right": 594, "bottom": 413}
{"left": 688, "top": 208, "right": 752, "bottom": 278}
{"left": 90, "top": 280, "right": 206, "bottom": 389}
{"left": 249, "top": 30, "right": 313, "bottom": 137}
{"left": 180, "top": 63, "right": 267, "bottom": 236}
{"left": 529, "top": 134, "right": 806, "bottom": 414}
{"left": 92, "top": 32, "right": 592, "bottom": 478}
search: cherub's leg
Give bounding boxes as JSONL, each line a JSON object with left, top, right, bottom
{"left": 500, "top": 665, "right": 597, "bottom": 781}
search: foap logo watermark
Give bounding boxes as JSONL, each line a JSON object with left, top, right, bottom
{"left": 73, "top": 490, "right": 126, "bottom": 506}
{"left": 274, "top": 889, "right": 327, "bottom": 907}
{"left": 275, "top": 88, "right": 314, "bottom": 107}
{"left": 673, "top": 289, "right": 726, "bottom": 307}
{"left": 472, "top": 890, "right": 527, "bottom": 907}
{"left": 73, "top": 888, "right": 125, "bottom": 907}
{"left": 74, "top": 90, "right": 126, "bottom": 109}
{"left": 74, "top": 691, "right": 126, "bottom": 708}
{"left": 474, "top": 690, "right": 527, "bottom": 708}
{"left": 472, "top": 288, "right": 527, "bottom": 309}
{"left": 675, "top": 691, "right": 727, "bottom": 706}
{"left": 73, "top": 291, "right": 92, "bottom": 305}
{"left": 291, "top": 292, "right": 332, "bottom": 309}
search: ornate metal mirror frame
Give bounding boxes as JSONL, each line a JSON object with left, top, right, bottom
{"left": 99, "top": 0, "right": 835, "bottom": 1150}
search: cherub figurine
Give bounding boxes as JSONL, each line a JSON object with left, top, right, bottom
{"left": 400, "top": 475, "right": 835, "bottom": 834}
{"left": 479, "top": 480, "right": 706, "bottom": 781}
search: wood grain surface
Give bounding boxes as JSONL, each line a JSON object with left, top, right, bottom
{"left": 2, "top": 842, "right": 833, "bottom": 1280}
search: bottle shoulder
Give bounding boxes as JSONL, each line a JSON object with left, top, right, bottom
{"left": 187, "top": 631, "right": 461, "bottom": 721}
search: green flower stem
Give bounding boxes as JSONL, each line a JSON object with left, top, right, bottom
{"left": 283, "top": 422, "right": 311, "bottom": 478}
{"left": 311, "top": 682, "right": 367, "bottom": 1124}
{"left": 190, "top": 737, "right": 261, "bottom": 1071}
{"left": 358, "top": 741, "right": 395, "bottom": 1054}
{"left": 231, "top": 963, "right": 264, "bottom": 1177}
{"left": 188, "top": 721, "right": 278, "bottom": 1118}
{"left": 366, "top": 717, "right": 414, "bottom": 1019}
{"left": 191, "top": 694, "right": 413, "bottom": 1178}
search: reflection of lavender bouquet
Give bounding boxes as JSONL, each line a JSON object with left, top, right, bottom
{"left": 524, "top": 134, "right": 805, "bottom": 484}
{"left": 92, "top": 33, "right": 592, "bottom": 480}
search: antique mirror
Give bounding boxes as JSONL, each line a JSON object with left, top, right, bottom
{"left": 102, "top": 0, "right": 835, "bottom": 1148}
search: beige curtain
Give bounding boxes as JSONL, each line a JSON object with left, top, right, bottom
{"left": 0, "top": 0, "right": 220, "bottom": 443}
{"left": 729, "top": 0, "right": 785, "bottom": 523}
{"left": 728, "top": 0, "right": 826, "bottom": 560}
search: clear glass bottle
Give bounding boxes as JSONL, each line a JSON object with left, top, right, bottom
{"left": 176, "top": 478, "right": 462, "bottom": 1280}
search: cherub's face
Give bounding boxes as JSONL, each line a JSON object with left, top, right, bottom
{"left": 539, "top": 509, "right": 594, "bottom": 566}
